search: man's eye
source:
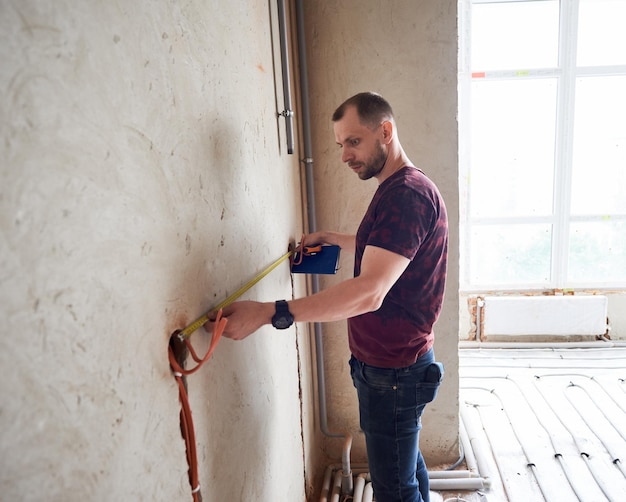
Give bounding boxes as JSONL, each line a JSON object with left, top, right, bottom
{"left": 351, "top": 139, "right": 360, "bottom": 146}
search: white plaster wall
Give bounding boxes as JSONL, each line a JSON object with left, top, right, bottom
{"left": 1, "top": 1, "right": 311, "bottom": 501}
{"left": 303, "top": 0, "right": 460, "bottom": 466}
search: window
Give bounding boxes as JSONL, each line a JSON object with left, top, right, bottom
{"left": 459, "top": 0, "right": 626, "bottom": 291}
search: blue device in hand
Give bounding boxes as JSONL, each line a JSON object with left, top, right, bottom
{"left": 291, "top": 245, "right": 341, "bottom": 274}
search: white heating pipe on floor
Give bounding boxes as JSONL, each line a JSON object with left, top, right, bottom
{"left": 324, "top": 472, "right": 488, "bottom": 499}
{"left": 352, "top": 473, "right": 368, "bottom": 502}
{"left": 470, "top": 379, "right": 576, "bottom": 500}
{"left": 329, "top": 469, "right": 342, "bottom": 502}
{"left": 429, "top": 470, "right": 472, "bottom": 479}
{"left": 459, "top": 416, "right": 480, "bottom": 479}
{"left": 321, "top": 465, "right": 369, "bottom": 502}
{"left": 362, "top": 482, "right": 374, "bottom": 502}
{"left": 459, "top": 345, "right": 626, "bottom": 499}
{"left": 462, "top": 365, "right": 626, "bottom": 500}
{"left": 319, "top": 465, "right": 333, "bottom": 502}
{"left": 319, "top": 388, "right": 498, "bottom": 499}
{"left": 459, "top": 405, "right": 493, "bottom": 489}
{"left": 320, "top": 443, "right": 490, "bottom": 501}
{"left": 430, "top": 477, "right": 486, "bottom": 491}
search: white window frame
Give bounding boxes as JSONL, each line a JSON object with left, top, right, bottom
{"left": 458, "top": 0, "right": 626, "bottom": 293}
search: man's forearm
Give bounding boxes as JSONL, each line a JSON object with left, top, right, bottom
{"left": 286, "top": 273, "right": 382, "bottom": 324}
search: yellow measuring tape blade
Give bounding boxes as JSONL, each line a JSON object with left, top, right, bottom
{"left": 177, "top": 249, "right": 294, "bottom": 341}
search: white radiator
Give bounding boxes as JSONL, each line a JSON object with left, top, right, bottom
{"left": 482, "top": 295, "right": 608, "bottom": 337}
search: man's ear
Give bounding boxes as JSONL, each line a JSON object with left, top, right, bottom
{"left": 381, "top": 120, "right": 394, "bottom": 144}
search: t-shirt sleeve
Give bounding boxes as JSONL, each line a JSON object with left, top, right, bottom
{"left": 365, "top": 186, "right": 435, "bottom": 260}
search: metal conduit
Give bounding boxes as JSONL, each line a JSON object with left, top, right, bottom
{"left": 294, "top": 0, "right": 353, "bottom": 496}
{"left": 277, "top": 0, "right": 294, "bottom": 154}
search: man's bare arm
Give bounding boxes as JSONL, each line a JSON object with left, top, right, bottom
{"left": 211, "top": 245, "right": 409, "bottom": 340}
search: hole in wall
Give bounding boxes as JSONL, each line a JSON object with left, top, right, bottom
{"left": 169, "top": 330, "right": 189, "bottom": 373}
{"left": 169, "top": 330, "right": 197, "bottom": 497}
{"left": 169, "top": 332, "right": 190, "bottom": 442}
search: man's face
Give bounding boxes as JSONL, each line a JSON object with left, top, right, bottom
{"left": 333, "top": 106, "right": 388, "bottom": 181}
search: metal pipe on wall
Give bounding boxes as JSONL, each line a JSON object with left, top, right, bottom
{"left": 277, "top": 0, "right": 294, "bottom": 154}
{"left": 295, "top": 0, "right": 354, "bottom": 495}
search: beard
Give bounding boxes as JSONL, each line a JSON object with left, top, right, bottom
{"left": 353, "top": 140, "right": 388, "bottom": 180}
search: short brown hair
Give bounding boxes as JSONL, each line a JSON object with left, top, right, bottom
{"left": 332, "top": 92, "right": 394, "bottom": 129}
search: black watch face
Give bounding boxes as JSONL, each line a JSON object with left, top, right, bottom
{"left": 273, "top": 300, "right": 293, "bottom": 329}
{"left": 274, "top": 316, "right": 292, "bottom": 329}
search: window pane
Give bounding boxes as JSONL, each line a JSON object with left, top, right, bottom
{"left": 470, "top": 79, "right": 557, "bottom": 218}
{"left": 471, "top": 0, "right": 559, "bottom": 71}
{"left": 469, "top": 224, "right": 552, "bottom": 286}
{"left": 571, "top": 76, "right": 626, "bottom": 215}
{"left": 569, "top": 220, "right": 626, "bottom": 283}
{"left": 577, "top": 0, "right": 626, "bottom": 66}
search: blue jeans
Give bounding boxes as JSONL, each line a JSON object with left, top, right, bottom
{"left": 350, "top": 349, "right": 443, "bottom": 502}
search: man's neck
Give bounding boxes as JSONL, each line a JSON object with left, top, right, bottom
{"left": 376, "top": 146, "right": 413, "bottom": 184}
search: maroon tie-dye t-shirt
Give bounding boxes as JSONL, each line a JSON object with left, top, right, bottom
{"left": 348, "top": 166, "right": 448, "bottom": 368}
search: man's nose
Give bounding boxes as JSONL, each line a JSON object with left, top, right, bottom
{"left": 341, "top": 148, "right": 353, "bottom": 164}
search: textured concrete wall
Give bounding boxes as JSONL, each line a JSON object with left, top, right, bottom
{"left": 1, "top": 1, "right": 462, "bottom": 499}
{"left": 303, "top": 0, "right": 460, "bottom": 466}
{"left": 0, "top": 1, "right": 311, "bottom": 501}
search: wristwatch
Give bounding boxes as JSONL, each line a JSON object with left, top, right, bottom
{"left": 271, "top": 300, "right": 294, "bottom": 329}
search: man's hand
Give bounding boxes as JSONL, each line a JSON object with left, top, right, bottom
{"left": 301, "top": 231, "right": 329, "bottom": 247}
{"left": 303, "top": 231, "right": 356, "bottom": 254}
{"left": 204, "top": 301, "right": 274, "bottom": 341}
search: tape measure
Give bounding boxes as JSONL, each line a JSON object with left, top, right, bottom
{"left": 176, "top": 249, "right": 294, "bottom": 341}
